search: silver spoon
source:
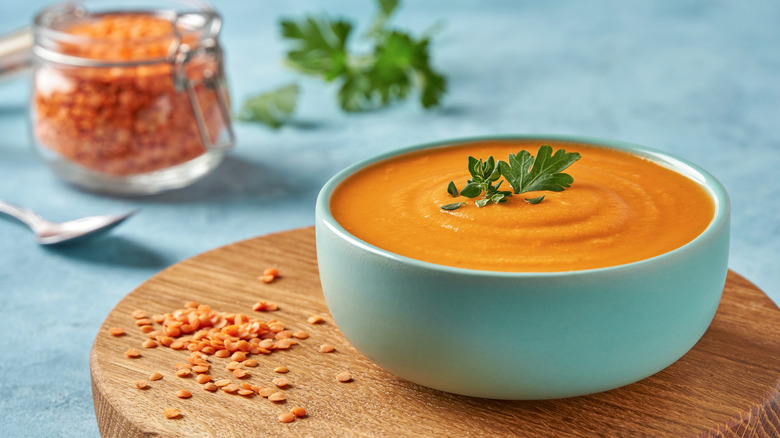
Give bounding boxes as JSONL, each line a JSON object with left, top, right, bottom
{"left": 0, "top": 200, "right": 136, "bottom": 245}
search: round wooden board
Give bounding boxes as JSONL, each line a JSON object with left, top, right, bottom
{"left": 91, "top": 227, "right": 780, "bottom": 437}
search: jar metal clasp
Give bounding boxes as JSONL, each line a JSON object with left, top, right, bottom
{"left": 168, "top": 10, "right": 235, "bottom": 152}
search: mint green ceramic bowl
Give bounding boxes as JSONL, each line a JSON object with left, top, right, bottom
{"left": 315, "top": 135, "right": 730, "bottom": 400}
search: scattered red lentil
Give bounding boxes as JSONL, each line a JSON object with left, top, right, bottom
{"left": 214, "top": 379, "right": 231, "bottom": 388}
{"left": 192, "top": 366, "right": 210, "bottom": 373}
{"left": 196, "top": 374, "right": 212, "bottom": 384}
{"left": 176, "top": 389, "right": 192, "bottom": 399}
{"left": 142, "top": 339, "right": 158, "bottom": 348}
{"left": 203, "top": 382, "right": 218, "bottom": 392}
{"left": 150, "top": 372, "right": 163, "bottom": 381}
{"left": 233, "top": 369, "right": 249, "bottom": 379}
{"left": 278, "top": 412, "right": 295, "bottom": 423}
{"left": 125, "top": 348, "right": 141, "bottom": 358}
{"left": 268, "top": 392, "right": 286, "bottom": 402}
{"left": 258, "top": 387, "right": 275, "bottom": 398}
{"left": 132, "top": 310, "right": 147, "bottom": 319}
{"left": 221, "top": 384, "right": 240, "bottom": 393}
{"left": 292, "top": 331, "right": 309, "bottom": 339}
{"left": 290, "top": 406, "right": 307, "bottom": 418}
{"left": 320, "top": 344, "right": 335, "bottom": 353}
{"left": 231, "top": 351, "right": 246, "bottom": 362}
{"left": 163, "top": 408, "right": 181, "bottom": 419}
{"left": 176, "top": 369, "right": 191, "bottom": 378}
{"left": 274, "top": 366, "right": 289, "bottom": 374}
{"left": 272, "top": 377, "right": 290, "bottom": 388}
{"left": 243, "top": 359, "right": 258, "bottom": 367}
{"left": 134, "top": 380, "right": 149, "bottom": 389}
{"left": 237, "top": 389, "right": 255, "bottom": 396}
{"left": 109, "top": 327, "right": 125, "bottom": 336}
{"left": 252, "top": 301, "right": 279, "bottom": 312}
{"left": 275, "top": 339, "right": 294, "bottom": 349}
{"left": 337, "top": 371, "right": 353, "bottom": 383}
{"left": 307, "top": 315, "right": 325, "bottom": 324}
{"left": 135, "top": 318, "right": 152, "bottom": 326}
{"left": 263, "top": 267, "right": 279, "bottom": 278}
{"left": 140, "top": 325, "right": 156, "bottom": 334}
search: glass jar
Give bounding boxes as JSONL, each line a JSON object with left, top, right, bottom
{"left": 28, "top": 0, "right": 234, "bottom": 195}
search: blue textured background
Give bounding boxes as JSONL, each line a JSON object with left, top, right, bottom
{"left": 1, "top": 1, "right": 778, "bottom": 436}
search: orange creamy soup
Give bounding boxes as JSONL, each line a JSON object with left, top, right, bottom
{"left": 330, "top": 140, "right": 715, "bottom": 272}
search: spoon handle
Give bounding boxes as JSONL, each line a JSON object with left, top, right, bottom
{"left": 0, "top": 27, "right": 33, "bottom": 83}
{"left": 0, "top": 200, "right": 47, "bottom": 230}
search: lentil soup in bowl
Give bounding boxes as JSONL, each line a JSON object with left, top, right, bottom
{"left": 315, "top": 135, "right": 729, "bottom": 400}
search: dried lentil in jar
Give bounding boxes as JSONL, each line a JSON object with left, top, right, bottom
{"left": 30, "top": 0, "right": 234, "bottom": 194}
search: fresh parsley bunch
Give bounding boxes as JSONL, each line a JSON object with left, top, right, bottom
{"left": 238, "top": 0, "right": 447, "bottom": 128}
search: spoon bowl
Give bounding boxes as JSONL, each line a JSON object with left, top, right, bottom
{"left": 0, "top": 200, "right": 136, "bottom": 245}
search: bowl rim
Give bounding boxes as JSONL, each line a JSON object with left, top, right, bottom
{"left": 316, "top": 134, "right": 731, "bottom": 278}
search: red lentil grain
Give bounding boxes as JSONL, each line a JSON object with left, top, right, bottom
{"left": 196, "top": 374, "right": 211, "bottom": 384}
{"left": 140, "top": 325, "right": 156, "bottom": 334}
{"left": 272, "top": 377, "right": 290, "bottom": 388}
{"left": 243, "top": 359, "right": 258, "bottom": 367}
{"left": 231, "top": 351, "right": 246, "bottom": 362}
{"left": 278, "top": 412, "right": 295, "bottom": 423}
{"left": 175, "top": 369, "right": 191, "bottom": 378}
{"left": 163, "top": 408, "right": 181, "bottom": 419}
{"left": 142, "top": 339, "right": 158, "bottom": 348}
{"left": 176, "top": 389, "right": 192, "bottom": 399}
{"left": 290, "top": 406, "right": 307, "bottom": 418}
{"left": 319, "top": 344, "right": 335, "bottom": 353}
{"left": 132, "top": 310, "right": 147, "bottom": 319}
{"left": 134, "top": 380, "right": 149, "bottom": 389}
{"left": 203, "top": 382, "right": 218, "bottom": 392}
{"left": 307, "top": 315, "right": 325, "bottom": 324}
{"left": 108, "top": 327, "right": 125, "bottom": 336}
{"left": 125, "top": 348, "right": 141, "bottom": 358}
{"left": 268, "top": 392, "right": 286, "bottom": 402}
{"left": 150, "top": 372, "right": 163, "bottom": 381}
{"left": 260, "top": 274, "right": 275, "bottom": 284}
{"left": 221, "top": 384, "right": 239, "bottom": 393}
{"left": 233, "top": 369, "right": 248, "bottom": 379}
{"left": 263, "top": 267, "right": 279, "bottom": 278}
{"left": 237, "top": 389, "right": 254, "bottom": 396}
{"left": 258, "top": 387, "right": 275, "bottom": 398}
{"left": 273, "top": 366, "right": 289, "bottom": 374}
{"left": 337, "top": 371, "right": 353, "bottom": 382}
{"left": 192, "top": 366, "right": 210, "bottom": 373}
{"left": 292, "top": 331, "right": 309, "bottom": 339}
{"left": 214, "top": 379, "right": 231, "bottom": 388}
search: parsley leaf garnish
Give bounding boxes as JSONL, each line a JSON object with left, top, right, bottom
{"left": 445, "top": 145, "right": 580, "bottom": 208}
{"left": 237, "top": 83, "right": 300, "bottom": 129}
{"left": 498, "top": 145, "right": 581, "bottom": 197}
{"left": 441, "top": 202, "right": 466, "bottom": 211}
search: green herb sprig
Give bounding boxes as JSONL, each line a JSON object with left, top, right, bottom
{"left": 440, "top": 145, "right": 580, "bottom": 211}
{"left": 240, "top": 0, "right": 447, "bottom": 128}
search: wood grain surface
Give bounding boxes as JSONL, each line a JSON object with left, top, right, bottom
{"left": 90, "top": 227, "right": 780, "bottom": 437}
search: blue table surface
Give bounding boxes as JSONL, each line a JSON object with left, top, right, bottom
{"left": 1, "top": 1, "right": 778, "bottom": 436}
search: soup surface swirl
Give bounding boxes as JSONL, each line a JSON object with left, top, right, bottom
{"left": 330, "top": 140, "right": 715, "bottom": 272}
